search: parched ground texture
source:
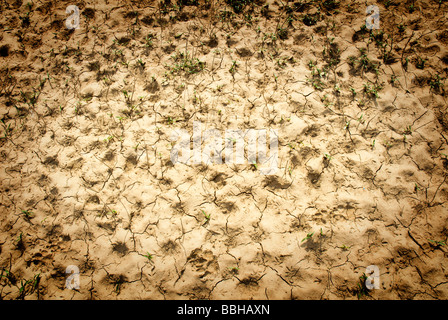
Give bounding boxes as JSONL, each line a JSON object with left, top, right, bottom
{"left": 1, "top": 0, "right": 448, "bottom": 300}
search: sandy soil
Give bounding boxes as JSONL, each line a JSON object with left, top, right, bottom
{"left": 0, "top": 0, "right": 448, "bottom": 300}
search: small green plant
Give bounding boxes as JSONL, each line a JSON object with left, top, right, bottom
{"left": 170, "top": 51, "right": 205, "bottom": 75}
{"left": 251, "top": 160, "right": 258, "bottom": 170}
{"left": 104, "top": 135, "right": 114, "bottom": 142}
{"left": 429, "top": 239, "right": 446, "bottom": 246}
{"left": 302, "top": 13, "right": 319, "bottom": 26}
{"left": 105, "top": 210, "right": 117, "bottom": 217}
{"left": 0, "top": 269, "right": 10, "bottom": 279}
{"left": 403, "top": 57, "right": 409, "bottom": 70}
{"left": 228, "top": 266, "right": 239, "bottom": 273}
{"left": 144, "top": 252, "right": 153, "bottom": 260}
{"left": 334, "top": 83, "right": 341, "bottom": 94}
{"left": 356, "top": 273, "right": 369, "bottom": 299}
{"left": 358, "top": 114, "right": 365, "bottom": 124}
{"left": 301, "top": 232, "right": 314, "bottom": 243}
{"left": 166, "top": 116, "right": 176, "bottom": 125}
{"left": 1, "top": 122, "right": 12, "bottom": 139}
{"left": 145, "top": 33, "right": 154, "bottom": 47}
{"left": 229, "top": 60, "right": 238, "bottom": 75}
{"left": 202, "top": 210, "right": 211, "bottom": 222}
{"left": 414, "top": 183, "right": 421, "bottom": 193}
{"left": 311, "top": 78, "right": 324, "bottom": 90}
{"left": 137, "top": 59, "right": 146, "bottom": 68}
{"left": 32, "top": 273, "right": 41, "bottom": 290}
{"left": 308, "top": 60, "right": 316, "bottom": 69}
{"left": 363, "top": 83, "right": 382, "bottom": 98}
{"left": 429, "top": 74, "right": 444, "bottom": 93}
{"left": 21, "top": 210, "right": 33, "bottom": 219}
{"left": 416, "top": 56, "right": 426, "bottom": 69}
{"left": 404, "top": 125, "right": 412, "bottom": 135}
{"left": 19, "top": 278, "right": 31, "bottom": 295}
{"left": 348, "top": 49, "right": 379, "bottom": 75}
{"left": 225, "top": 0, "right": 254, "bottom": 13}
{"left": 16, "top": 232, "right": 23, "bottom": 244}
{"left": 340, "top": 244, "right": 351, "bottom": 251}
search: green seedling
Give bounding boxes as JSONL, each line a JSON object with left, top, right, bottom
{"left": 429, "top": 74, "right": 444, "bottom": 92}
{"left": 251, "top": 161, "right": 258, "bottom": 170}
{"left": 0, "top": 269, "right": 10, "bottom": 278}
{"left": 324, "top": 153, "right": 332, "bottom": 161}
{"left": 137, "top": 59, "right": 146, "bottom": 67}
{"left": 414, "top": 183, "right": 421, "bottom": 193}
{"left": 403, "top": 57, "right": 409, "bottom": 70}
{"left": 340, "top": 244, "right": 351, "bottom": 251}
{"left": 356, "top": 273, "right": 369, "bottom": 299}
{"left": 0, "top": 269, "right": 16, "bottom": 285}
{"left": 105, "top": 210, "right": 117, "bottom": 217}
{"left": 416, "top": 56, "right": 426, "bottom": 69}
{"left": 21, "top": 210, "right": 33, "bottom": 219}
{"left": 170, "top": 51, "right": 205, "bottom": 75}
{"left": 202, "top": 210, "right": 211, "bottom": 222}
{"left": 228, "top": 266, "right": 239, "bottom": 273}
{"left": 372, "top": 139, "right": 376, "bottom": 149}
{"left": 429, "top": 239, "right": 446, "bottom": 246}
{"left": 301, "top": 232, "right": 314, "bottom": 242}
{"left": 19, "top": 279, "right": 31, "bottom": 293}
{"left": 166, "top": 117, "right": 176, "bottom": 125}
{"left": 390, "top": 75, "right": 399, "bottom": 86}
{"left": 334, "top": 84, "right": 341, "bottom": 94}
{"left": 308, "top": 60, "right": 316, "bottom": 69}
{"left": 404, "top": 125, "right": 412, "bottom": 135}
{"left": 229, "top": 60, "right": 238, "bottom": 74}
{"left": 145, "top": 34, "right": 154, "bottom": 47}
{"left": 1, "top": 123, "right": 12, "bottom": 139}
{"left": 363, "top": 83, "right": 382, "bottom": 98}
{"left": 311, "top": 79, "right": 324, "bottom": 90}
{"left": 16, "top": 232, "right": 23, "bottom": 244}
{"left": 32, "top": 273, "right": 41, "bottom": 289}
{"left": 144, "top": 252, "right": 153, "bottom": 260}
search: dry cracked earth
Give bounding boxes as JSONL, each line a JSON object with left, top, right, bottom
{"left": 1, "top": 0, "right": 448, "bottom": 300}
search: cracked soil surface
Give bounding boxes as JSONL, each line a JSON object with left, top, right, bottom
{"left": 1, "top": 0, "right": 448, "bottom": 299}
